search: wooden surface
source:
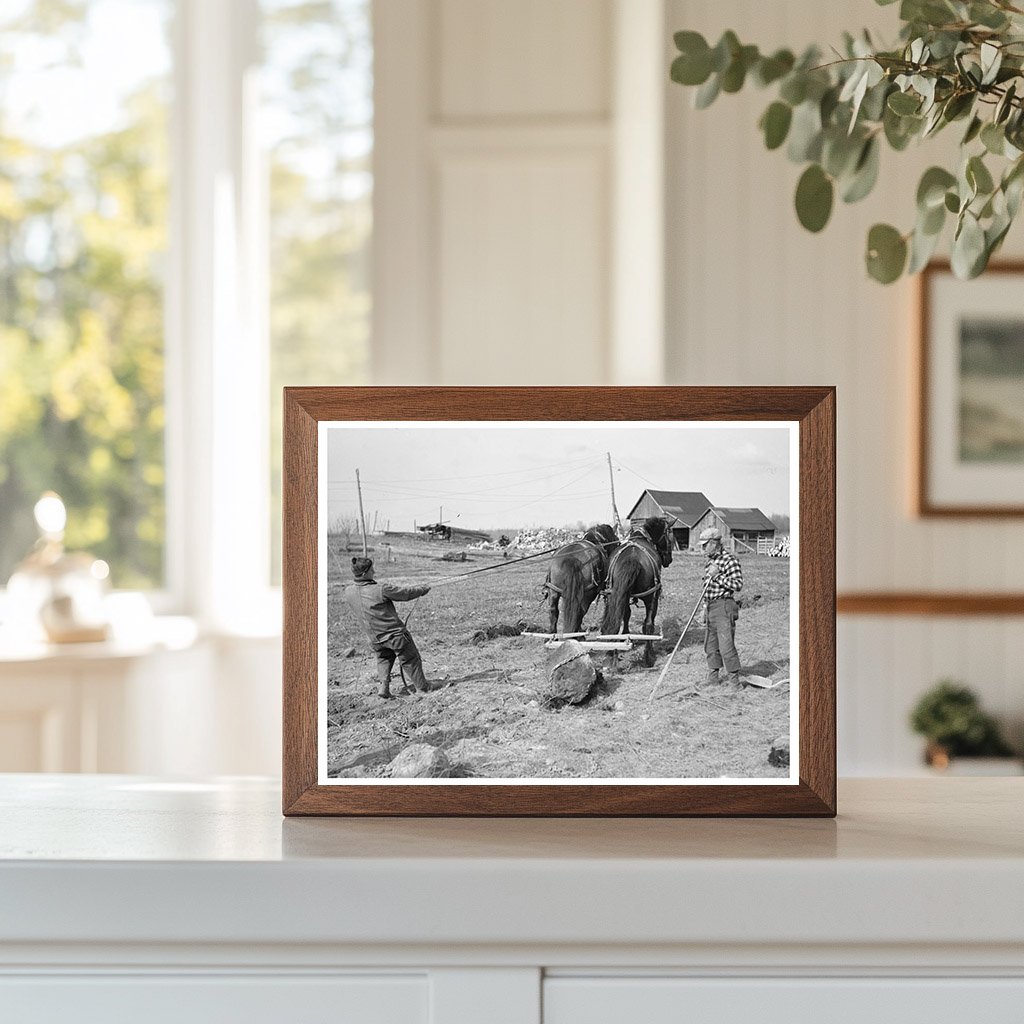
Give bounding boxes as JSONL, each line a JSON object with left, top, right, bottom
{"left": 838, "top": 592, "right": 1024, "bottom": 615}
{"left": 282, "top": 386, "right": 836, "bottom": 817}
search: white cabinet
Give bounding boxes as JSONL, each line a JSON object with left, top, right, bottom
{"left": 1, "top": 975, "right": 428, "bottom": 1024}
{"left": 544, "top": 977, "right": 1024, "bottom": 1024}
{"left": 1, "top": 777, "right": 1022, "bottom": 1023}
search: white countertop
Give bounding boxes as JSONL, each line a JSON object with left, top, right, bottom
{"left": 1, "top": 776, "right": 1022, "bottom": 950}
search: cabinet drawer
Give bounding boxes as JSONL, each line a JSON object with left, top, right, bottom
{"left": 0, "top": 974, "right": 427, "bottom": 1024}
{"left": 544, "top": 977, "right": 1024, "bottom": 1024}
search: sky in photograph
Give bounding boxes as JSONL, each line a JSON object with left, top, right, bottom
{"left": 326, "top": 423, "right": 793, "bottom": 532}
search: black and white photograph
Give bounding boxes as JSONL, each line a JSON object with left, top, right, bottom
{"left": 318, "top": 421, "right": 798, "bottom": 784}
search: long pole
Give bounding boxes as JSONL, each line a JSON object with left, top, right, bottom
{"left": 606, "top": 452, "right": 622, "bottom": 532}
{"left": 648, "top": 578, "right": 711, "bottom": 701}
{"left": 355, "top": 468, "right": 368, "bottom": 557}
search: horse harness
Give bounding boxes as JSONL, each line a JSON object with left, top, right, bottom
{"left": 605, "top": 531, "right": 663, "bottom": 603}
{"left": 542, "top": 537, "right": 617, "bottom": 599}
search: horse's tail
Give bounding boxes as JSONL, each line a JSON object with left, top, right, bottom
{"left": 561, "top": 559, "right": 587, "bottom": 633}
{"left": 601, "top": 557, "right": 643, "bottom": 635}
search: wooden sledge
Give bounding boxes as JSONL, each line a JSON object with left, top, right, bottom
{"left": 543, "top": 640, "right": 632, "bottom": 652}
{"left": 521, "top": 631, "right": 587, "bottom": 640}
{"left": 593, "top": 633, "right": 663, "bottom": 642}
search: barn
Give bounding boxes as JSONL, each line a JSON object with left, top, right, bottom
{"left": 625, "top": 490, "right": 712, "bottom": 551}
{"left": 690, "top": 507, "right": 777, "bottom": 553}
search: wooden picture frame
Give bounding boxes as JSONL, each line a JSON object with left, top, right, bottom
{"left": 283, "top": 387, "right": 835, "bottom": 816}
{"left": 917, "top": 260, "right": 1024, "bottom": 517}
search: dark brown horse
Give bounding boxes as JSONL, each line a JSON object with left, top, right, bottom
{"left": 600, "top": 517, "right": 673, "bottom": 666}
{"left": 543, "top": 524, "right": 619, "bottom": 634}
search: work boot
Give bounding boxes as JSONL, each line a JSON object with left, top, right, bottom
{"left": 706, "top": 668, "right": 721, "bottom": 686}
{"left": 725, "top": 672, "right": 742, "bottom": 688}
{"left": 377, "top": 685, "right": 393, "bottom": 699}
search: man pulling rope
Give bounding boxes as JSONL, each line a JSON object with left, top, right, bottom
{"left": 344, "top": 556, "right": 439, "bottom": 699}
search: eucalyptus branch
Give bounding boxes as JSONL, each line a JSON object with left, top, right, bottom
{"left": 670, "top": 3, "right": 1024, "bottom": 283}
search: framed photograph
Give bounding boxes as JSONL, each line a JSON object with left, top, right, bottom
{"left": 917, "top": 261, "right": 1024, "bottom": 516}
{"left": 283, "top": 387, "right": 835, "bottom": 816}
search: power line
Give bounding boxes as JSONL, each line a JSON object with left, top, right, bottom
{"left": 354, "top": 454, "right": 600, "bottom": 485}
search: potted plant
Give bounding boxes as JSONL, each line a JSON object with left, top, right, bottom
{"left": 670, "top": 0, "right": 1024, "bottom": 283}
{"left": 909, "top": 679, "right": 1019, "bottom": 772}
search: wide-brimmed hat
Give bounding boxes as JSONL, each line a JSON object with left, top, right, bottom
{"left": 699, "top": 527, "right": 722, "bottom": 543}
{"left": 351, "top": 556, "right": 374, "bottom": 578}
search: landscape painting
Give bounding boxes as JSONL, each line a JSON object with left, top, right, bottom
{"left": 959, "top": 316, "right": 1024, "bottom": 463}
{"left": 317, "top": 421, "right": 798, "bottom": 786}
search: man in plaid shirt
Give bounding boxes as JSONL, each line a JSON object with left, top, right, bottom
{"left": 699, "top": 526, "right": 744, "bottom": 687}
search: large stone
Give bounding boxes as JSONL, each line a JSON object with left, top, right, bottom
{"left": 542, "top": 640, "right": 598, "bottom": 706}
{"left": 768, "top": 734, "right": 790, "bottom": 768}
{"left": 389, "top": 743, "right": 451, "bottom": 779}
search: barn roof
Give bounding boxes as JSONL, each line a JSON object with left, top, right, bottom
{"left": 626, "top": 490, "right": 713, "bottom": 527}
{"left": 715, "top": 507, "right": 776, "bottom": 532}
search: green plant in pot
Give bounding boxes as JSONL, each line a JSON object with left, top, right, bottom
{"left": 670, "top": 0, "right": 1024, "bottom": 283}
{"left": 909, "top": 679, "right": 1015, "bottom": 767}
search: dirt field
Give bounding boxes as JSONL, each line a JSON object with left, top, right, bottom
{"left": 325, "top": 539, "right": 792, "bottom": 780}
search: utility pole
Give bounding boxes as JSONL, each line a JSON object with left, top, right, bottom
{"left": 371, "top": 510, "right": 379, "bottom": 533}
{"left": 606, "top": 452, "right": 623, "bottom": 533}
{"left": 355, "top": 468, "right": 368, "bottom": 557}
{"left": 439, "top": 505, "right": 443, "bottom": 525}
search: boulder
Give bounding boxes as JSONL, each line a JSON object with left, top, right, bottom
{"left": 542, "top": 640, "right": 597, "bottom": 706}
{"left": 768, "top": 734, "right": 790, "bottom": 768}
{"left": 389, "top": 743, "right": 451, "bottom": 779}
{"left": 334, "top": 765, "right": 368, "bottom": 779}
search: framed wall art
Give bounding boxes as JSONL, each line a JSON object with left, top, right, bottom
{"left": 917, "top": 261, "right": 1024, "bottom": 517}
{"left": 282, "top": 387, "right": 835, "bottom": 816}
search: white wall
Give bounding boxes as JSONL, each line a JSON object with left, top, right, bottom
{"left": 370, "top": 0, "right": 1024, "bottom": 775}
{"left": 664, "top": 0, "right": 1024, "bottom": 772}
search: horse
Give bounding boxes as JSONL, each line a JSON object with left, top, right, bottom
{"left": 542, "top": 524, "right": 620, "bottom": 635}
{"left": 600, "top": 517, "right": 673, "bottom": 667}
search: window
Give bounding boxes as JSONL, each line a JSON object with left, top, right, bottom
{"left": 261, "top": 0, "right": 372, "bottom": 581}
{"left": 0, "top": 0, "right": 172, "bottom": 589}
{"left": 0, "top": 0, "right": 373, "bottom": 620}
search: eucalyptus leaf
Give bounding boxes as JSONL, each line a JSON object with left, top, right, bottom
{"left": 795, "top": 164, "right": 834, "bottom": 232}
{"left": 888, "top": 90, "right": 921, "bottom": 115}
{"left": 944, "top": 190, "right": 960, "bottom": 213}
{"left": 710, "top": 31, "right": 740, "bottom": 73}
{"left": 760, "top": 102, "right": 793, "bottom": 150}
{"left": 694, "top": 73, "right": 721, "bottom": 110}
{"left": 866, "top": 223, "right": 908, "bottom": 283}
{"left": 671, "top": 36, "right": 713, "bottom": 87}
{"left": 980, "top": 42, "right": 1002, "bottom": 86}
{"left": 951, "top": 212, "right": 986, "bottom": 278}
{"left": 822, "top": 128, "right": 864, "bottom": 178}
{"left": 754, "top": 49, "right": 795, "bottom": 87}
{"left": 920, "top": 200, "right": 946, "bottom": 235}
{"left": 970, "top": 2, "right": 1009, "bottom": 30}
{"left": 787, "top": 101, "right": 823, "bottom": 162}
{"left": 842, "top": 137, "right": 881, "bottom": 203}
{"left": 962, "top": 115, "right": 983, "bottom": 145}
{"left": 981, "top": 122, "right": 1005, "bottom": 155}
{"left": 996, "top": 82, "right": 1017, "bottom": 124}
{"left": 908, "top": 221, "right": 943, "bottom": 273}
{"left": 967, "top": 154, "right": 995, "bottom": 195}
{"left": 917, "top": 166, "right": 957, "bottom": 210}
{"left": 779, "top": 73, "right": 807, "bottom": 106}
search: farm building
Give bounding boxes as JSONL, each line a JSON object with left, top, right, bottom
{"left": 625, "top": 490, "right": 712, "bottom": 550}
{"left": 690, "top": 507, "right": 777, "bottom": 553}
